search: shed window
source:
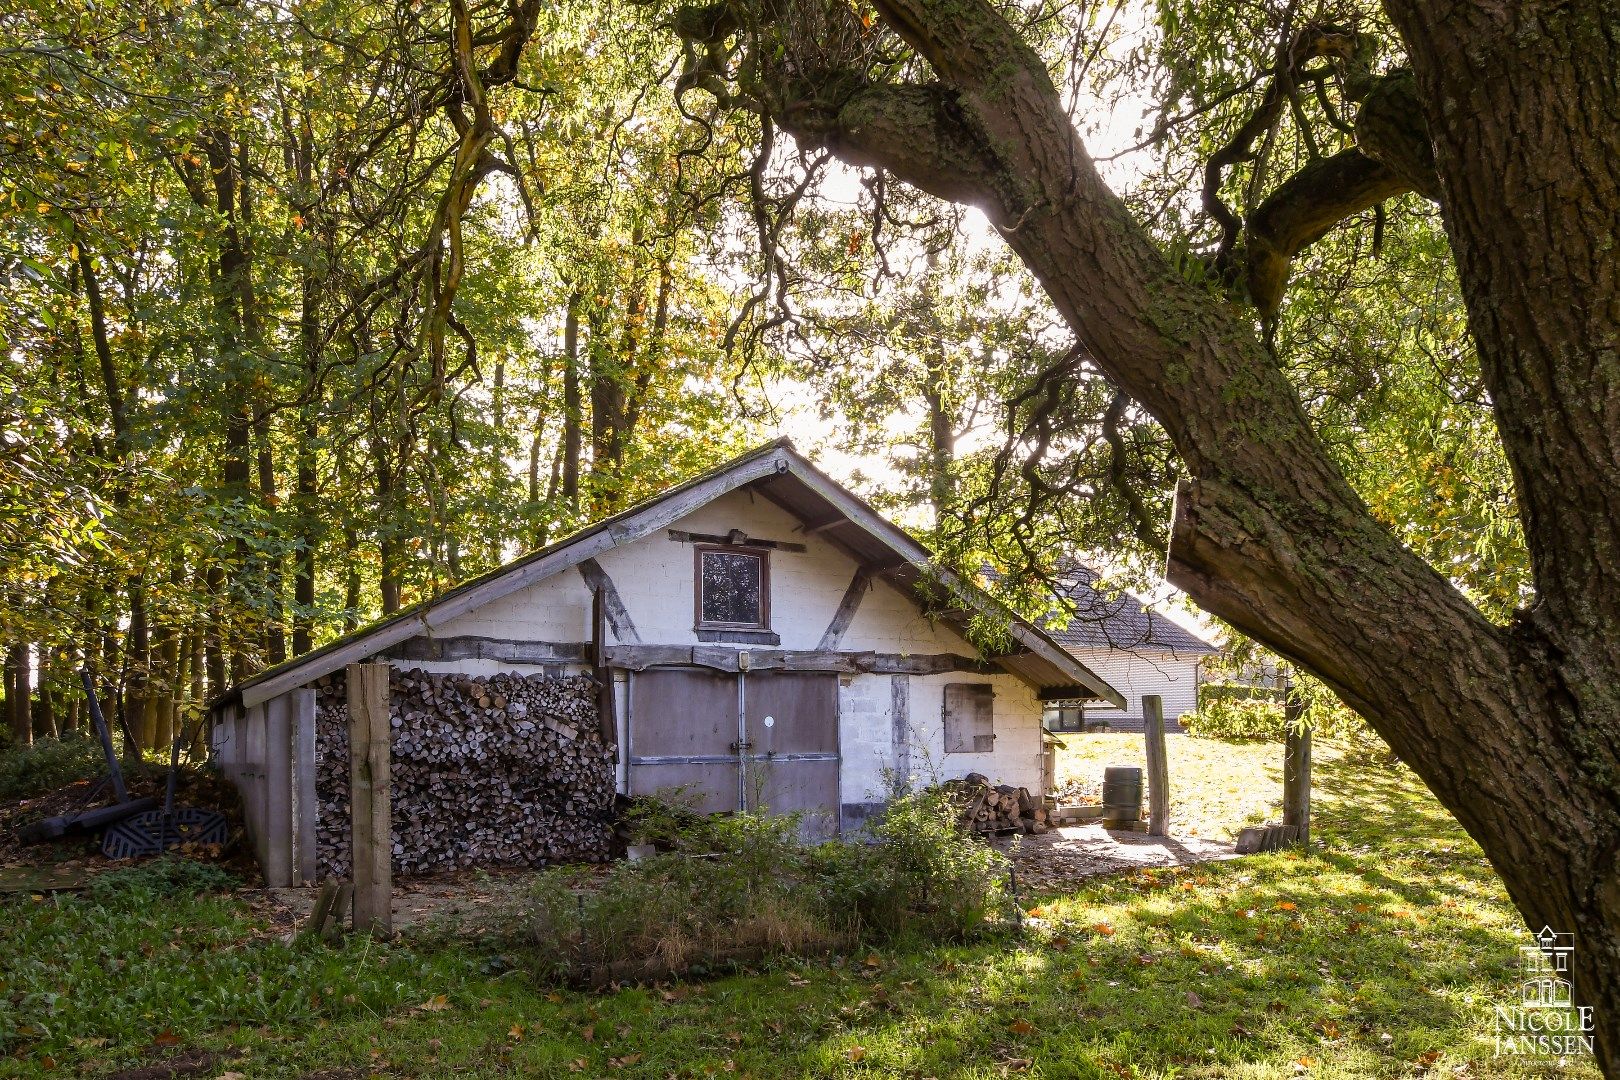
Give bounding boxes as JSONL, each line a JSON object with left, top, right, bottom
{"left": 1045, "top": 704, "right": 1085, "bottom": 733}
{"left": 696, "top": 547, "right": 769, "bottom": 629}
{"left": 943, "top": 683, "right": 995, "bottom": 753}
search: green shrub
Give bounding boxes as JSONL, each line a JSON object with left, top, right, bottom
{"left": 495, "top": 810, "right": 844, "bottom": 984}
{"left": 1189, "top": 679, "right": 1389, "bottom": 750}
{"left": 1181, "top": 696, "right": 1288, "bottom": 741}
{"left": 489, "top": 790, "right": 1014, "bottom": 985}
{"left": 0, "top": 732, "right": 108, "bottom": 800}
{"left": 814, "top": 787, "right": 1012, "bottom": 942}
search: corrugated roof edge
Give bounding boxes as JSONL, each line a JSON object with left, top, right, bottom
{"left": 212, "top": 439, "right": 1124, "bottom": 710}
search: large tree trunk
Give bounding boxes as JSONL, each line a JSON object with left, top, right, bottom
{"left": 744, "top": 0, "right": 1620, "bottom": 1065}
{"left": 1381, "top": 0, "right": 1620, "bottom": 1057}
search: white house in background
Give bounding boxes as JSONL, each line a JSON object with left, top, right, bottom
{"left": 1042, "top": 567, "right": 1220, "bottom": 733}
{"left": 209, "top": 440, "right": 1124, "bottom": 883}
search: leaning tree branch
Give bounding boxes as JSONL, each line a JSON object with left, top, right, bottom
{"left": 1237, "top": 147, "right": 1411, "bottom": 315}
{"left": 745, "top": 0, "right": 1526, "bottom": 855}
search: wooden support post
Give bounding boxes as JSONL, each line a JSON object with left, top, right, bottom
{"left": 262, "top": 693, "right": 294, "bottom": 888}
{"left": 292, "top": 688, "right": 318, "bottom": 885}
{"left": 1142, "top": 694, "right": 1170, "bottom": 837}
{"left": 347, "top": 662, "right": 392, "bottom": 935}
{"left": 1283, "top": 693, "right": 1312, "bottom": 846}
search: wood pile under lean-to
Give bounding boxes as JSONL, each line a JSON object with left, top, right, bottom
{"left": 313, "top": 667, "right": 615, "bottom": 878}
{"left": 942, "top": 772, "right": 1050, "bottom": 836}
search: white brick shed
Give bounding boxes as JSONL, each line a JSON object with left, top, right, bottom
{"left": 1043, "top": 566, "right": 1220, "bottom": 733}
{"left": 209, "top": 440, "right": 1123, "bottom": 883}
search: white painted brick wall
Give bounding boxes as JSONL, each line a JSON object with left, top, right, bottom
{"left": 1063, "top": 647, "right": 1203, "bottom": 722}
{"left": 424, "top": 489, "right": 1049, "bottom": 808}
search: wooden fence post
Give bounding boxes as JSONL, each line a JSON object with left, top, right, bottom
{"left": 347, "top": 662, "right": 392, "bottom": 934}
{"left": 1282, "top": 698, "right": 1312, "bottom": 846}
{"left": 1143, "top": 694, "right": 1170, "bottom": 836}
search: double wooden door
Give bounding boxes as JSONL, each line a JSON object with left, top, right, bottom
{"left": 626, "top": 668, "right": 840, "bottom": 838}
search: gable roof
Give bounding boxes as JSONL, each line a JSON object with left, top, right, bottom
{"left": 1045, "top": 565, "right": 1219, "bottom": 656}
{"left": 218, "top": 440, "right": 1125, "bottom": 710}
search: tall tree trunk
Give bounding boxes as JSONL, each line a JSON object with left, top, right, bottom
{"left": 255, "top": 409, "right": 286, "bottom": 665}
{"left": 292, "top": 120, "right": 321, "bottom": 659}
{"left": 34, "top": 647, "right": 56, "bottom": 740}
{"left": 527, "top": 426, "right": 545, "bottom": 545}
{"left": 186, "top": 628, "right": 207, "bottom": 757}
{"left": 5, "top": 644, "right": 28, "bottom": 747}
{"left": 561, "top": 291, "right": 582, "bottom": 507}
{"left": 189, "top": 128, "right": 257, "bottom": 682}
{"left": 922, "top": 352, "right": 954, "bottom": 526}
{"left": 204, "top": 558, "right": 227, "bottom": 700}
{"left": 368, "top": 394, "right": 403, "bottom": 616}
{"left": 342, "top": 525, "right": 362, "bottom": 633}
{"left": 1378, "top": 1, "right": 1620, "bottom": 1062}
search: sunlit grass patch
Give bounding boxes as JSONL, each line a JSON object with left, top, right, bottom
{"left": 1056, "top": 731, "right": 1315, "bottom": 838}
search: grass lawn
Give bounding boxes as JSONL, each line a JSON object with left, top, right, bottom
{"left": 1053, "top": 732, "right": 1290, "bottom": 839}
{"left": 0, "top": 746, "right": 1598, "bottom": 1079}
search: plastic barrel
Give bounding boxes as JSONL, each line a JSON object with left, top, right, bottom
{"left": 1101, "top": 766, "right": 1144, "bottom": 826}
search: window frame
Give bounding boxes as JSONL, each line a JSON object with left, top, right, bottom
{"left": 1045, "top": 704, "right": 1085, "bottom": 733}
{"left": 693, "top": 544, "right": 772, "bottom": 632}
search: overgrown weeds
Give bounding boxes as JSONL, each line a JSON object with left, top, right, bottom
{"left": 0, "top": 732, "right": 107, "bottom": 800}
{"left": 86, "top": 857, "right": 238, "bottom": 903}
{"left": 485, "top": 789, "right": 1015, "bottom": 985}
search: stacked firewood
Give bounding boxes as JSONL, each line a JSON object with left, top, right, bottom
{"left": 942, "top": 773, "right": 1051, "bottom": 836}
{"left": 313, "top": 667, "right": 615, "bottom": 878}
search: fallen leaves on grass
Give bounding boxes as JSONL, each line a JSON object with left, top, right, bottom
{"left": 413, "top": 994, "right": 451, "bottom": 1012}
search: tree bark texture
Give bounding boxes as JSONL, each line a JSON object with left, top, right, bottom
{"left": 744, "top": 0, "right": 1620, "bottom": 1065}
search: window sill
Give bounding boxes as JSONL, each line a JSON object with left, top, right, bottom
{"left": 696, "top": 628, "right": 781, "bottom": 645}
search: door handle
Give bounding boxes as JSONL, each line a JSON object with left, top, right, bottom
{"left": 730, "top": 739, "right": 754, "bottom": 752}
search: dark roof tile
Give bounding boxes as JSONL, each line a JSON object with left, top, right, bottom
{"left": 1043, "top": 566, "right": 1219, "bottom": 655}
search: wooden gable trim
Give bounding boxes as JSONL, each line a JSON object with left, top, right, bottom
{"left": 816, "top": 568, "right": 872, "bottom": 651}
{"left": 577, "top": 558, "right": 641, "bottom": 644}
{"left": 773, "top": 457, "right": 1124, "bottom": 707}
